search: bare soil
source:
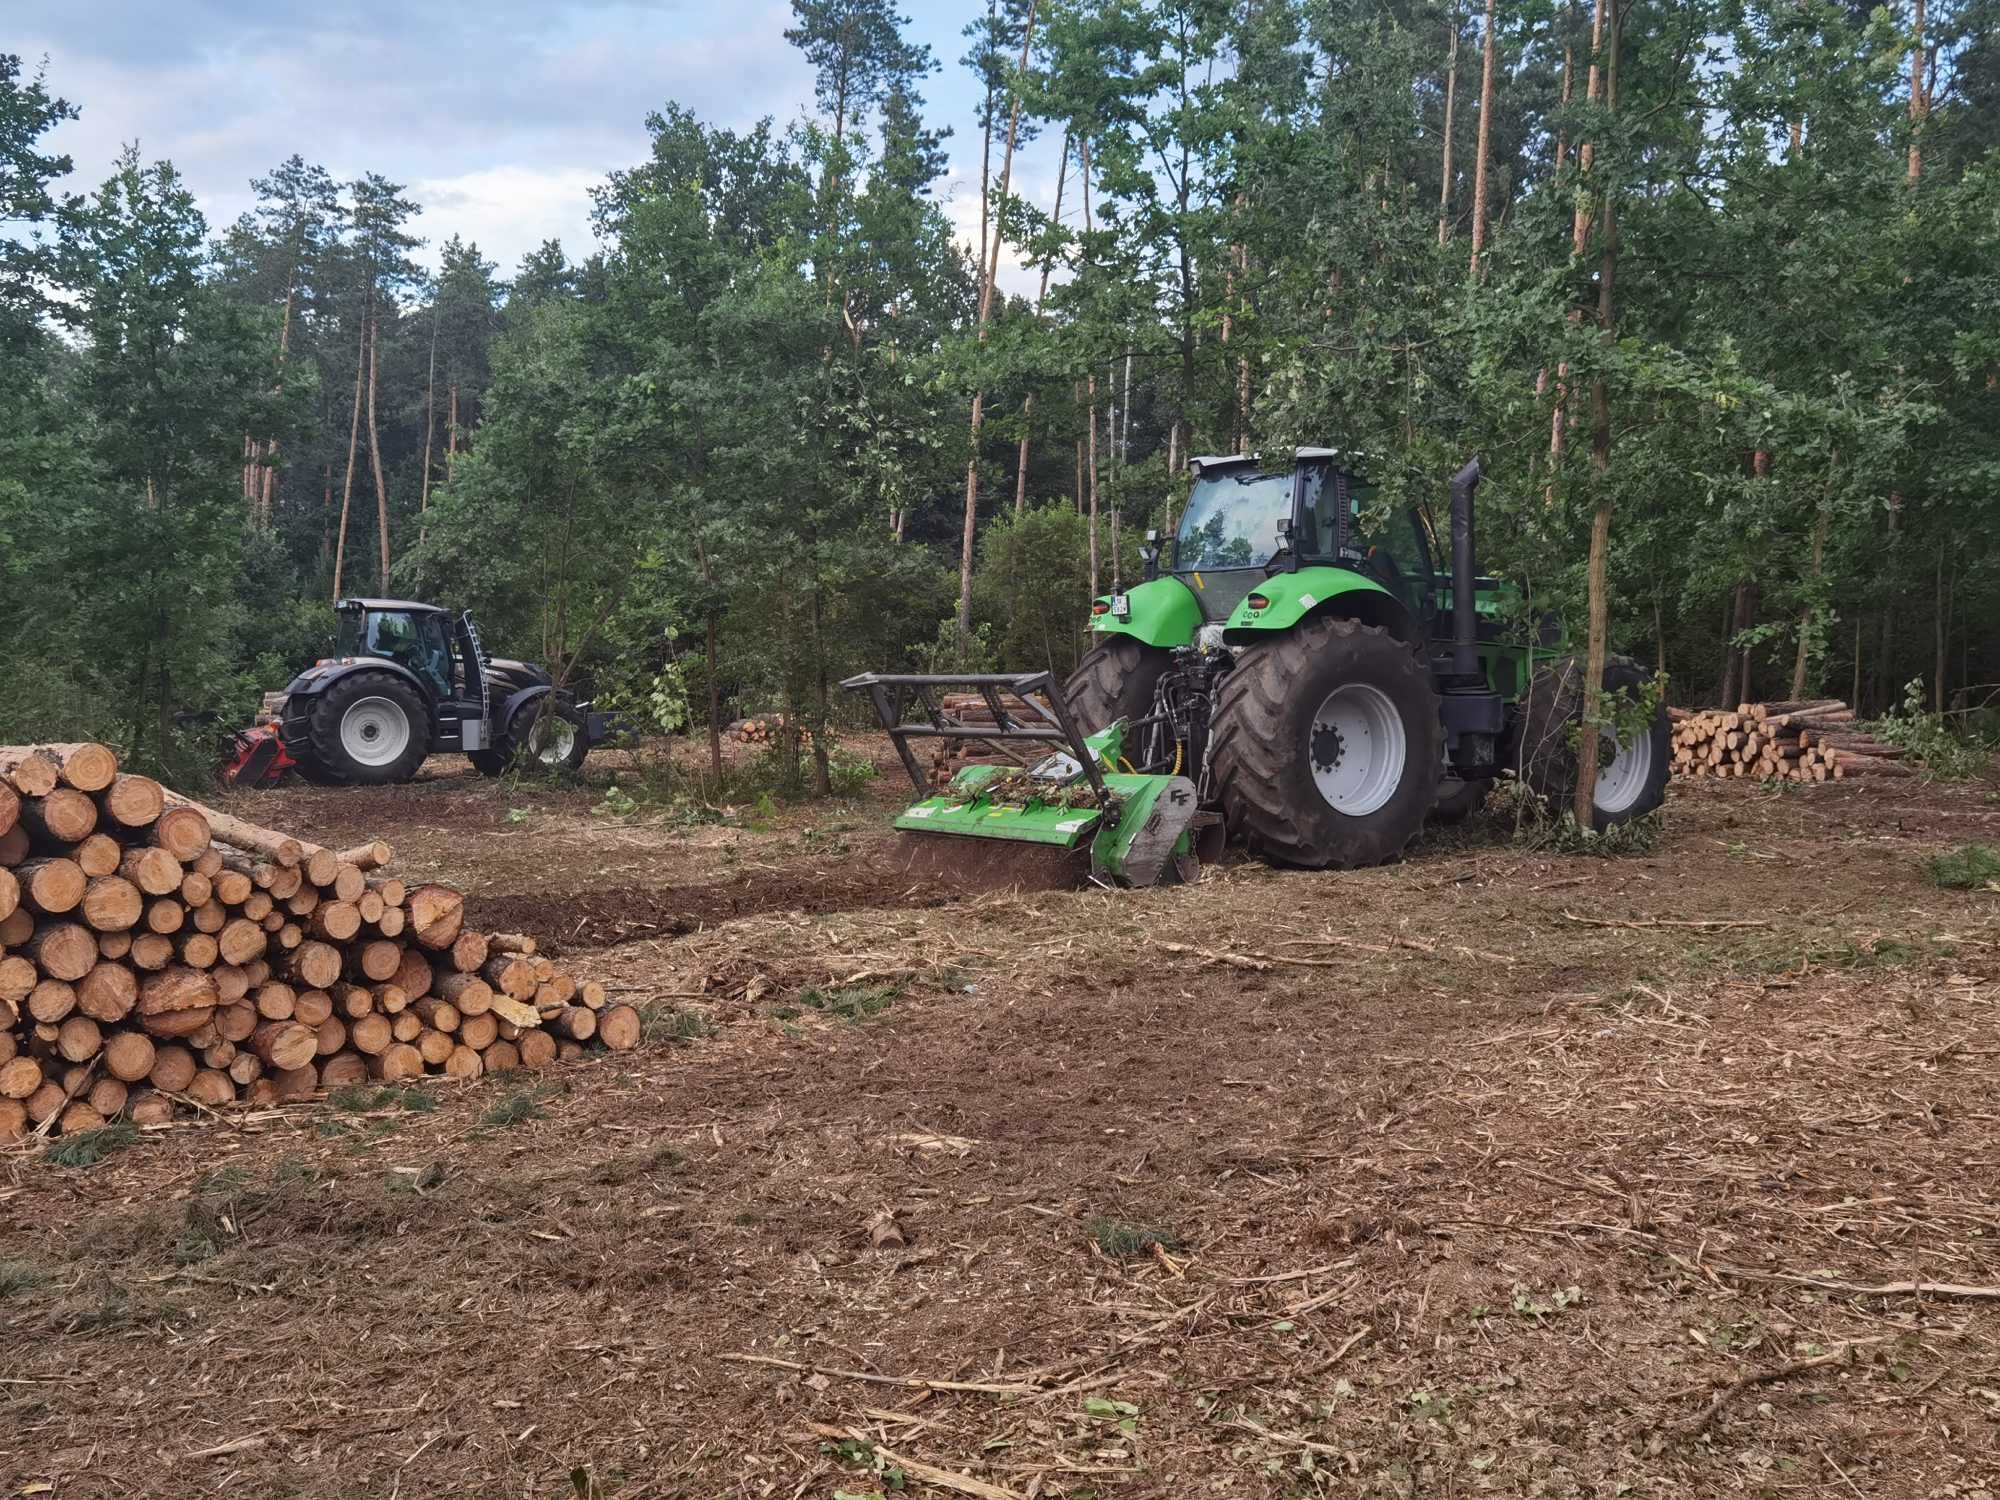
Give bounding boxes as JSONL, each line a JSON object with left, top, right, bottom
{"left": 7, "top": 750, "right": 2000, "bottom": 1499}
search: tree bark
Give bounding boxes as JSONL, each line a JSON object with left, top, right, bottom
{"left": 366, "top": 313, "right": 392, "bottom": 591}
{"left": 1790, "top": 504, "right": 1828, "bottom": 698}
{"left": 1571, "top": 0, "right": 1619, "bottom": 829}
{"left": 696, "top": 537, "right": 724, "bottom": 788}
{"left": 1908, "top": 0, "right": 1927, "bottom": 183}
{"left": 1015, "top": 135, "right": 1071, "bottom": 517}
{"left": 331, "top": 319, "right": 366, "bottom": 600}
{"left": 1438, "top": 11, "right": 1460, "bottom": 244}
{"left": 956, "top": 0, "right": 1039, "bottom": 639}
{"left": 1468, "top": 0, "right": 1499, "bottom": 276}
{"left": 420, "top": 298, "right": 439, "bottom": 545}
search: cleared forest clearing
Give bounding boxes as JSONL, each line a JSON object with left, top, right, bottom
{"left": 5, "top": 760, "right": 2000, "bottom": 1499}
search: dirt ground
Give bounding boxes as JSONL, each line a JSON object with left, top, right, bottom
{"left": 7, "top": 740, "right": 2000, "bottom": 1499}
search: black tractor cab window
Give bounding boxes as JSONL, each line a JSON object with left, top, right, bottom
{"left": 337, "top": 609, "right": 453, "bottom": 699}
{"left": 1176, "top": 469, "right": 1294, "bottom": 571}
{"left": 1353, "top": 506, "right": 1439, "bottom": 614}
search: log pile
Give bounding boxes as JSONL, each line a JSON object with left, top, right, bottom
{"left": 1668, "top": 700, "right": 1913, "bottom": 782}
{"left": 732, "top": 715, "right": 815, "bottom": 749}
{"left": 0, "top": 743, "right": 642, "bottom": 1143}
{"left": 924, "top": 690, "right": 1056, "bottom": 788}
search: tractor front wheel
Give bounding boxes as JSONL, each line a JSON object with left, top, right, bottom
{"left": 1063, "top": 637, "right": 1170, "bottom": 735}
{"left": 307, "top": 672, "right": 432, "bottom": 786}
{"left": 1510, "top": 656, "right": 1670, "bottom": 830}
{"left": 1210, "top": 615, "right": 1443, "bottom": 868}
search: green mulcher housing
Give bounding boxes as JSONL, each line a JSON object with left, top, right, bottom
{"left": 850, "top": 450, "right": 1669, "bottom": 887}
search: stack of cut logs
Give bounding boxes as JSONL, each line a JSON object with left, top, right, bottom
{"left": 925, "top": 691, "right": 1053, "bottom": 788}
{"left": 0, "top": 742, "right": 641, "bottom": 1143}
{"left": 733, "top": 715, "right": 813, "bottom": 749}
{"left": 1668, "top": 700, "right": 1913, "bottom": 781}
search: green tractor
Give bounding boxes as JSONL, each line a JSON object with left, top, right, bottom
{"left": 849, "top": 450, "right": 1668, "bottom": 886}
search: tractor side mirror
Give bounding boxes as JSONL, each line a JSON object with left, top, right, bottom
{"left": 1140, "top": 531, "right": 1161, "bottom": 581}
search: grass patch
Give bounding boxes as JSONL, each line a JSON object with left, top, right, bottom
{"left": 637, "top": 1001, "right": 710, "bottom": 1045}
{"left": 1925, "top": 844, "right": 2000, "bottom": 891}
{"left": 797, "top": 983, "right": 901, "bottom": 1023}
{"left": 480, "top": 1085, "right": 549, "bottom": 1129}
{"left": 48, "top": 1120, "right": 139, "bottom": 1170}
{"left": 1090, "top": 1220, "right": 1177, "bottom": 1257}
{"left": 330, "top": 1083, "right": 437, "bottom": 1113}
{"left": 589, "top": 1143, "right": 686, "bottom": 1186}
{"left": 195, "top": 1165, "right": 252, "bottom": 1195}
{"left": 0, "top": 1262, "right": 47, "bottom": 1298}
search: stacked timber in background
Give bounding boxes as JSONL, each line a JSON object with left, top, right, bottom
{"left": 731, "top": 715, "right": 814, "bottom": 749}
{"left": 0, "top": 743, "right": 640, "bottom": 1143}
{"left": 925, "top": 690, "right": 1054, "bottom": 788}
{"left": 1668, "top": 700, "right": 1913, "bottom": 782}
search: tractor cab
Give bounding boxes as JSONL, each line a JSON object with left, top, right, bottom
{"left": 333, "top": 600, "right": 456, "bottom": 700}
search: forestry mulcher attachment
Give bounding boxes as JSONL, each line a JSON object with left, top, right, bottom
{"left": 849, "top": 451, "right": 1669, "bottom": 888}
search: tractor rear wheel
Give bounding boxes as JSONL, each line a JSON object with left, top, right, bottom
{"left": 1210, "top": 615, "right": 1442, "bottom": 868}
{"left": 1510, "top": 656, "right": 1670, "bottom": 830}
{"left": 307, "top": 672, "right": 432, "bottom": 786}
{"left": 1063, "top": 637, "right": 1170, "bottom": 734}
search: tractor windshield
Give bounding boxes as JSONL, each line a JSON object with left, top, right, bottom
{"left": 1176, "top": 470, "right": 1292, "bottom": 572}
{"left": 335, "top": 609, "right": 452, "bottom": 697}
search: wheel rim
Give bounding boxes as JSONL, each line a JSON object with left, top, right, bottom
{"left": 340, "top": 697, "right": 411, "bottom": 768}
{"left": 1308, "top": 683, "right": 1408, "bottom": 816}
{"left": 529, "top": 715, "right": 577, "bottom": 768}
{"left": 1595, "top": 724, "right": 1654, "bottom": 815}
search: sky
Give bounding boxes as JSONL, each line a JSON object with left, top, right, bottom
{"left": 16, "top": 0, "right": 1067, "bottom": 293}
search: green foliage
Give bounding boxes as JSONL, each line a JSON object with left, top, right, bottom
{"left": 47, "top": 1120, "right": 140, "bottom": 1170}
{"left": 1871, "top": 680, "right": 1996, "bottom": 779}
{"left": 478, "top": 1086, "right": 550, "bottom": 1128}
{"left": 0, "top": 1262, "right": 47, "bottom": 1298}
{"left": 1924, "top": 844, "right": 2000, "bottom": 891}
{"left": 796, "top": 983, "right": 901, "bottom": 1022}
{"left": 1090, "top": 1220, "right": 1177, "bottom": 1257}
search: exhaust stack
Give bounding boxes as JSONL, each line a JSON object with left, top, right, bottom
{"left": 1449, "top": 458, "right": 1482, "bottom": 679}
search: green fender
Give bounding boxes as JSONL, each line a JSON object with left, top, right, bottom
{"left": 1222, "top": 566, "right": 1415, "bottom": 643}
{"left": 1089, "top": 576, "right": 1201, "bottom": 649}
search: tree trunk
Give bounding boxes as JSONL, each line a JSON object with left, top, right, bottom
{"left": 1935, "top": 535, "right": 1948, "bottom": 712}
{"left": 1876, "top": 493, "right": 1901, "bottom": 711}
{"left": 696, "top": 538, "right": 723, "bottom": 789}
{"left": 365, "top": 314, "right": 392, "bottom": 592}
{"left": 1014, "top": 133, "right": 1072, "bottom": 516}
{"left": 1571, "top": 0, "right": 1619, "bottom": 829}
{"left": 1851, "top": 612, "right": 1864, "bottom": 710}
{"left": 1790, "top": 504, "right": 1828, "bottom": 698}
{"left": 1468, "top": 0, "right": 1499, "bottom": 277}
{"left": 1546, "top": 0, "right": 1606, "bottom": 507}
{"left": 1438, "top": 12, "right": 1460, "bottom": 244}
{"left": 447, "top": 385, "right": 459, "bottom": 482}
{"left": 331, "top": 320, "right": 367, "bottom": 600}
{"left": 956, "top": 0, "right": 1039, "bottom": 639}
{"left": 1088, "top": 379, "right": 1101, "bottom": 596}
{"left": 1908, "top": 0, "right": 1927, "bottom": 183}
{"left": 420, "top": 300, "right": 439, "bottom": 545}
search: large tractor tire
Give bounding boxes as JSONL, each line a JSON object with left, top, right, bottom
{"left": 1210, "top": 615, "right": 1443, "bottom": 869}
{"left": 306, "top": 671, "right": 432, "bottom": 786}
{"left": 468, "top": 699, "right": 589, "bottom": 778}
{"left": 1063, "top": 637, "right": 1170, "bottom": 734}
{"left": 1510, "top": 655, "right": 1670, "bottom": 830}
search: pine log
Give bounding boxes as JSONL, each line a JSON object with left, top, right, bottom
{"left": 241, "top": 1079, "right": 279, "bottom": 1106}
{"left": 347, "top": 1012, "right": 392, "bottom": 1055}
{"left": 127, "top": 1090, "right": 174, "bottom": 1126}
{"left": 0, "top": 954, "right": 35, "bottom": 1004}
{"left": 74, "top": 833, "right": 121, "bottom": 877}
{"left": 577, "top": 980, "right": 607, "bottom": 1010}
{"left": 0, "top": 865, "right": 14, "bottom": 924}
{"left": 201, "top": 1038, "right": 236, "bottom": 1071}
{"left": 293, "top": 988, "right": 332, "bottom": 1026}
{"left": 318, "top": 1052, "right": 368, "bottom": 1088}
{"left": 254, "top": 983, "right": 296, "bottom": 1020}
{"left": 24, "top": 788, "right": 97, "bottom": 844}
{"left": 449, "top": 930, "right": 489, "bottom": 974}
{"left": 302, "top": 846, "right": 339, "bottom": 888}
{"left": 161, "top": 792, "right": 300, "bottom": 865}
{"left": 482, "top": 1039, "right": 521, "bottom": 1072}
{"left": 81, "top": 876, "right": 142, "bottom": 933}
{"left": 368, "top": 1043, "right": 422, "bottom": 1082}
{"left": 287, "top": 941, "right": 341, "bottom": 990}
{"left": 179, "top": 871, "right": 213, "bottom": 907}
{"left": 17, "top": 857, "right": 85, "bottom": 915}
{"left": 58, "top": 1101, "right": 107, "bottom": 1133}
{"left": 372, "top": 983, "right": 409, "bottom": 1015}
{"left": 86, "top": 1076, "right": 127, "bottom": 1118}
{"left": 443, "top": 1044, "right": 482, "bottom": 1079}
{"left": 0, "top": 748, "right": 58, "bottom": 797}
{"left": 367, "top": 875, "right": 408, "bottom": 907}
{"left": 352, "top": 939, "right": 400, "bottom": 982}
{"left": 141, "top": 966, "right": 219, "bottom": 1019}
{"left": 0, "top": 779, "right": 15, "bottom": 840}
{"left": 148, "top": 1045, "right": 197, "bottom": 1092}
{"left": 217, "top": 918, "right": 267, "bottom": 966}
{"left": 211, "top": 869, "right": 253, "bottom": 906}
{"left": 356, "top": 889, "right": 386, "bottom": 924}
{"left": 309, "top": 901, "right": 361, "bottom": 942}
{"left": 188, "top": 902, "right": 224, "bottom": 935}
{"left": 212, "top": 965, "right": 251, "bottom": 1002}
{"left": 375, "top": 906, "right": 407, "bottom": 939}
{"left": 150, "top": 806, "right": 212, "bottom": 862}
{"left": 128, "top": 940, "right": 175, "bottom": 976}
{"left": 97, "top": 774, "right": 164, "bottom": 828}
{"left": 55, "top": 1014, "right": 100, "bottom": 1063}
{"left": 286, "top": 884, "right": 320, "bottom": 917}
{"left": 411, "top": 997, "right": 459, "bottom": 1032}
{"left": 144, "top": 899, "right": 185, "bottom": 935}
{"left": 121, "top": 846, "right": 183, "bottom": 897}
{"left": 408, "top": 885, "right": 464, "bottom": 951}
{"left": 335, "top": 984, "right": 375, "bottom": 1019}
{"left": 481, "top": 956, "right": 537, "bottom": 1001}
{"left": 0, "top": 826, "right": 26, "bottom": 865}
{"left": 555, "top": 1005, "right": 597, "bottom": 1042}
{"left": 27, "top": 743, "right": 118, "bottom": 792}
{"left": 251, "top": 1020, "right": 316, "bottom": 1071}
{"left": 313, "top": 1016, "right": 346, "bottom": 1056}
{"left": 178, "top": 932, "right": 219, "bottom": 968}
{"left": 390, "top": 1011, "right": 420, "bottom": 1043}
{"left": 192, "top": 848, "right": 223, "bottom": 878}
{"left": 0, "top": 1097, "right": 27, "bottom": 1140}
{"left": 27, "top": 979, "right": 75, "bottom": 1024}
{"left": 415, "top": 1027, "right": 454, "bottom": 1066}
{"left": 331, "top": 863, "right": 366, "bottom": 903}
{"left": 391, "top": 948, "right": 433, "bottom": 999}
{"left": 1831, "top": 753, "right": 1915, "bottom": 777}
{"left": 29, "top": 923, "right": 98, "bottom": 981}
{"left": 215, "top": 1002, "right": 258, "bottom": 1042}
{"left": 517, "top": 1029, "right": 557, "bottom": 1069}
{"left": 457, "top": 1012, "right": 498, "bottom": 1050}
{"left": 339, "top": 840, "right": 392, "bottom": 870}
{"left": 272, "top": 1064, "right": 319, "bottom": 1101}
{"left": 0, "top": 1056, "right": 43, "bottom": 1098}
{"left": 489, "top": 992, "right": 538, "bottom": 1029}
{"left": 240, "top": 891, "right": 273, "bottom": 921}
{"left": 597, "top": 1004, "right": 641, "bottom": 1052}
{"left": 438, "top": 972, "right": 492, "bottom": 1015}
{"left": 75, "top": 963, "right": 138, "bottom": 1023}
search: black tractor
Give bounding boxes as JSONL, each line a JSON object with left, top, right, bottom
{"left": 275, "top": 598, "right": 612, "bottom": 786}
